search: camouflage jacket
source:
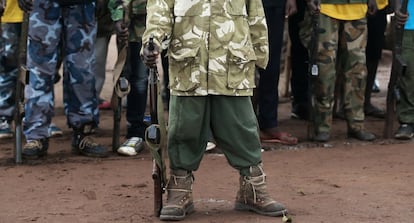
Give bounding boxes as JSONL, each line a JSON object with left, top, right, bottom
{"left": 108, "top": 0, "right": 146, "bottom": 42}
{"left": 142, "top": 0, "right": 269, "bottom": 96}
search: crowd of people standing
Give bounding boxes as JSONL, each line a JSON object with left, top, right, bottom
{"left": 0, "top": 0, "right": 413, "bottom": 220}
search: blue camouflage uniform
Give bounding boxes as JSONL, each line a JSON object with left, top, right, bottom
{"left": 24, "top": 1, "right": 98, "bottom": 140}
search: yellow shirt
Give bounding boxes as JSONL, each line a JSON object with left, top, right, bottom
{"left": 376, "top": 0, "right": 388, "bottom": 10}
{"left": 321, "top": 4, "right": 367, "bottom": 20}
{"left": 2, "top": 0, "right": 24, "bottom": 23}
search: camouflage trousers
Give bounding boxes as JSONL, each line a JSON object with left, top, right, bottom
{"left": 397, "top": 30, "right": 414, "bottom": 124}
{"left": 0, "top": 23, "right": 21, "bottom": 120}
{"left": 24, "top": 1, "right": 98, "bottom": 140}
{"left": 312, "top": 14, "right": 367, "bottom": 133}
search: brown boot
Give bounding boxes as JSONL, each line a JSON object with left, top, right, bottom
{"left": 235, "top": 164, "right": 287, "bottom": 217}
{"left": 160, "top": 169, "right": 194, "bottom": 221}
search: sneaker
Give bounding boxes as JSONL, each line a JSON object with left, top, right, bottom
{"left": 98, "top": 98, "right": 111, "bottom": 110}
{"left": 394, "top": 124, "right": 414, "bottom": 140}
{"left": 22, "top": 138, "right": 49, "bottom": 159}
{"left": 48, "top": 123, "right": 63, "bottom": 137}
{"left": 72, "top": 133, "right": 108, "bottom": 158}
{"left": 372, "top": 80, "right": 380, "bottom": 93}
{"left": 205, "top": 141, "right": 216, "bottom": 151}
{"left": 117, "top": 137, "right": 144, "bottom": 156}
{"left": 0, "top": 118, "right": 13, "bottom": 139}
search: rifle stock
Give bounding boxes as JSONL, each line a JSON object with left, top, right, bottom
{"left": 384, "top": 0, "right": 408, "bottom": 138}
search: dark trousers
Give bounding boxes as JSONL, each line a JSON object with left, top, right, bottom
{"left": 288, "top": 0, "right": 309, "bottom": 111}
{"left": 257, "top": 5, "right": 286, "bottom": 130}
{"left": 124, "top": 42, "right": 148, "bottom": 139}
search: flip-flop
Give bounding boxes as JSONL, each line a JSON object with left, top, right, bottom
{"left": 260, "top": 131, "right": 298, "bottom": 145}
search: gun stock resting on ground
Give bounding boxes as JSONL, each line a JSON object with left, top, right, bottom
{"left": 384, "top": 0, "right": 408, "bottom": 138}
{"left": 14, "top": 12, "right": 30, "bottom": 164}
{"left": 145, "top": 35, "right": 167, "bottom": 217}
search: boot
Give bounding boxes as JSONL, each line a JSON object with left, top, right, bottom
{"left": 235, "top": 164, "right": 287, "bottom": 217}
{"left": 22, "top": 138, "right": 49, "bottom": 159}
{"left": 160, "top": 169, "right": 194, "bottom": 221}
{"left": 72, "top": 123, "right": 108, "bottom": 158}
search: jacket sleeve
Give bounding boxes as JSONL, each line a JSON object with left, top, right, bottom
{"left": 246, "top": 0, "right": 269, "bottom": 69}
{"left": 141, "top": 0, "right": 174, "bottom": 49}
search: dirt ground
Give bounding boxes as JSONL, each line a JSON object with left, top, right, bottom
{"left": 0, "top": 40, "right": 413, "bottom": 223}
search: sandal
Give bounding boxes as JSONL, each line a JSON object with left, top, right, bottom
{"left": 260, "top": 130, "right": 298, "bottom": 145}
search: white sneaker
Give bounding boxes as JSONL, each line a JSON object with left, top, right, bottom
{"left": 205, "top": 141, "right": 216, "bottom": 151}
{"left": 117, "top": 137, "right": 144, "bottom": 156}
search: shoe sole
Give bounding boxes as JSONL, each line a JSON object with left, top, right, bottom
{"left": 395, "top": 133, "right": 413, "bottom": 140}
{"left": 0, "top": 134, "right": 14, "bottom": 139}
{"left": 159, "top": 204, "right": 195, "bottom": 221}
{"left": 72, "top": 147, "right": 109, "bottom": 158}
{"left": 235, "top": 202, "right": 287, "bottom": 217}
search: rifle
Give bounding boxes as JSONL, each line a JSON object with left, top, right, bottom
{"left": 145, "top": 35, "right": 167, "bottom": 217}
{"left": 15, "top": 12, "right": 30, "bottom": 164}
{"left": 384, "top": 0, "right": 408, "bottom": 138}
{"left": 111, "top": 2, "right": 130, "bottom": 152}
{"left": 307, "top": 2, "right": 320, "bottom": 140}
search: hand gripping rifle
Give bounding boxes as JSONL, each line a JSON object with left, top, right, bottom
{"left": 144, "top": 35, "right": 167, "bottom": 217}
{"left": 307, "top": 1, "right": 320, "bottom": 140}
{"left": 384, "top": 0, "right": 408, "bottom": 138}
{"left": 111, "top": 2, "right": 130, "bottom": 152}
{"left": 14, "top": 12, "right": 30, "bottom": 164}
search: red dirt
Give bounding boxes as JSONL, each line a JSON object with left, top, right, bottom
{"left": 0, "top": 45, "right": 413, "bottom": 223}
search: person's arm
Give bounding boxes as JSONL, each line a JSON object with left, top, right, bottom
{"left": 246, "top": 0, "right": 269, "bottom": 69}
{"left": 141, "top": 0, "right": 173, "bottom": 52}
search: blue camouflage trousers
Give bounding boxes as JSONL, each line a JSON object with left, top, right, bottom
{"left": 24, "top": 1, "right": 98, "bottom": 140}
{"left": 0, "top": 23, "right": 21, "bottom": 121}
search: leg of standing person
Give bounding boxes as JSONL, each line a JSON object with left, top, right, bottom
{"left": 0, "top": 23, "right": 20, "bottom": 139}
{"left": 117, "top": 41, "right": 148, "bottom": 156}
{"left": 22, "top": 3, "right": 108, "bottom": 159}
{"left": 364, "top": 9, "right": 387, "bottom": 118}
{"left": 258, "top": 4, "right": 297, "bottom": 145}
{"left": 95, "top": 35, "right": 112, "bottom": 110}
{"left": 289, "top": 0, "right": 309, "bottom": 120}
{"left": 161, "top": 96, "right": 287, "bottom": 220}
{"left": 395, "top": 30, "right": 414, "bottom": 140}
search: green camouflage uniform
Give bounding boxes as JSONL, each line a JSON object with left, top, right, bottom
{"left": 142, "top": 0, "right": 268, "bottom": 96}
{"left": 301, "top": 3, "right": 368, "bottom": 134}
{"left": 142, "top": 0, "right": 268, "bottom": 174}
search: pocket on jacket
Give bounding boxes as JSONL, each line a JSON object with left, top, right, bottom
{"left": 169, "top": 47, "right": 201, "bottom": 92}
{"left": 227, "top": 46, "right": 256, "bottom": 89}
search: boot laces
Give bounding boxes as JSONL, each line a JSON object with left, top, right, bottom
{"left": 78, "top": 136, "right": 99, "bottom": 150}
{"left": 25, "top": 140, "right": 42, "bottom": 149}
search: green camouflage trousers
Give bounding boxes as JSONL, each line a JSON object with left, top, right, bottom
{"left": 397, "top": 30, "right": 414, "bottom": 124}
{"left": 311, "top": 14, "right": 368, "bottom": 133}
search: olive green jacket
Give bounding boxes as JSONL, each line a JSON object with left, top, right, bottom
{"left": 143, "top": 0, "right": 269, "bottom": 96}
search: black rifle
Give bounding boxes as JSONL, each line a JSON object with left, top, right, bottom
{"left": 15, "top": 12, "right": 29, "bottom": 164}
{"left": 307, "top": 2, "right": 320, "bottom": 140}
{"left": 145, "top": 35, "right": 167, "bottom": 217}
{"left": 384, "top": 0, "right": 408, "bottom": 138}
